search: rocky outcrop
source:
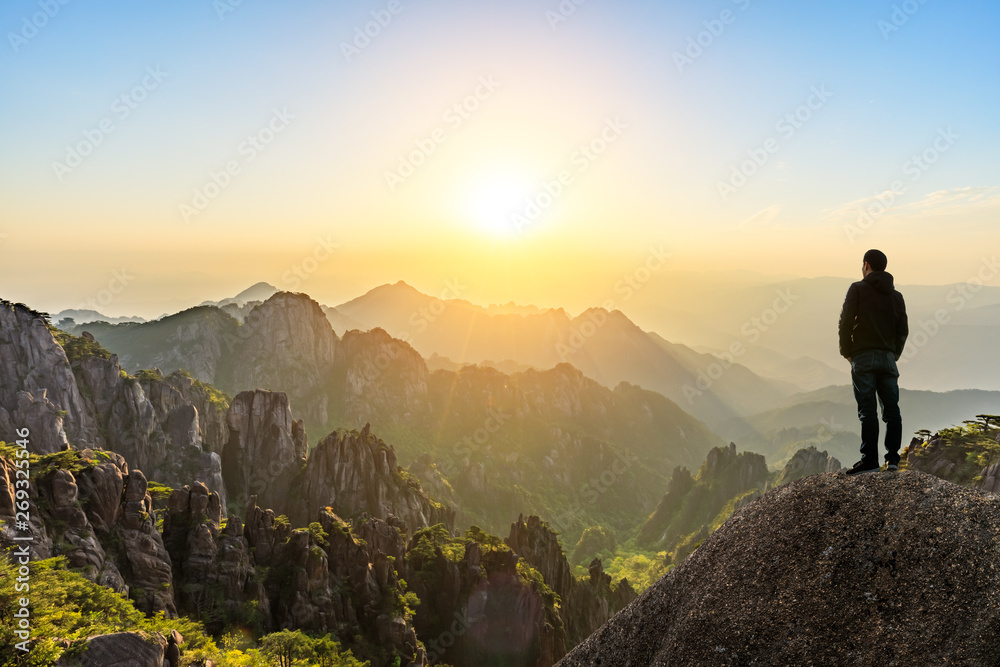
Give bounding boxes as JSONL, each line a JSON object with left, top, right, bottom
{"left": 903, "top": 435, "right": 959, "bottom": 479}
{"left": 563, "top": 557, "right": 636, "bottom": 648}
{"left": 0, "top": 305, "right": 226, "bottom": 501}
{"left": 506, "top": 515, "right": 636, "bottom": 646}
{"left": 979, "top": 459, "right": 1000, "bottom": 494}
{"left": 228, "top": 293, "right": 341, "bottom": 426}
{"left": 339, "top": 328, "right": 432, "bottom": 428}
{"left": 774, "top": 445, "right": 842, "bottom": 485}
{"left": 110, "top": 306, "right": 237, "bottom": 385}
{"left": 115, "top": 468, "right": 177, "bottom": 615}
{"left": 159, "top": 482, "right": 264, "bottom": 633}
{"left": 73, "top": 354, "right": 226, "bottom": 504}
{"left": 55, "top": 631, "right": 167, "bottom": 666}
{"left": 222, "top": 389, "right": 307, "bottom": 515}
{"left": 0, "top": 302, "right": 97, "bottom": 452}
{"left": 0, "top": 449, "right": 175, "bottom": 616}
{"left": 559, "top": 471, "right": 1000, "bottom": 666}
{"left": 161, "top": 370, "right": 229, "bottom": 455}
{"left": 637, "top": 443, "right": 768, "bottom": 551}
{"left": 405, "top": 531, "right": 565, "bottom": 667}
{"left": 506, "top": 515, "right": 574, "bottom": 600}
{"left": 296, "top": 424, "right": 454, "bottom": 530}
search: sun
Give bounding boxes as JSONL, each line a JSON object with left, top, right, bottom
{"left": 462, "top": 173, "right": 534, "bottom": 237}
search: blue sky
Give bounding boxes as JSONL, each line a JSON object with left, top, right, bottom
{"left": 1, "top": 0, "right": 998, "bottom": 317}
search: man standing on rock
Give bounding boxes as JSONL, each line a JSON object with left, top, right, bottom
{"left": 838, "top": 249, "right": 909, "bottom": 475}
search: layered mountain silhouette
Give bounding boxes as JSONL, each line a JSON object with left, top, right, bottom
{"left": 40, "top": 293, "right": 724, "bottom": 541}
{"left": 331, "top": 281, "right": 797, "bottom": 427}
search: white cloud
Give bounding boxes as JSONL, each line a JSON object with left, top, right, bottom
{"left": 895, "top": 186, "right": 1000, "bottom": 216}
{"left": 738, "top": 205, "right": 781, "bottom": 230}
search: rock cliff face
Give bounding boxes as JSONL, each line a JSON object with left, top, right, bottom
{"left": 637, "top": 442, "right": 769, "bottom": 552}
{"left": 338, "top": 328, "right": 433, "bottom": 428}
{"left": 774, "top": 445, "right": 842, "bottom": 486}
{"left": 559, "top": 471, "right": 1000, "bottom": 666}
{"left": 159, "top": 483, "right": 427, "bottom": 665}
{"left": 227, "top": 293, "right": 341, "bottom": 427}
{"left": 222, "top": 389, "right": 307, "bottom": 515}
{"left": 73, "top": 355, "right": 226, "bottom": 504}
{"left": 0, "top": 304, "right": 226, "bottom": 502}
{"left": 404, "top": 531, "right": 566, "bottom": 667}
{"left": 296, "top": 424, "right": 454, "bottom": 529}
{"left": 0, "top": 302, "right": 97, "bottom": 453}
{"left": 506, "top": 515, "right": 637, "bottom": 647}
{"left": 0, "top": 449, "right": 176, "bottom": 615}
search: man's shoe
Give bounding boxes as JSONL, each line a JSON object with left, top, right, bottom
{"left": 846, "top": 460, "right": 880, "bottom": 476}
{"left": 886, "top": 463, "right": 898, "bottom": 471}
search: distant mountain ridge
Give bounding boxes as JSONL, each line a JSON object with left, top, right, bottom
{"left": 64, "top": 291, "right": 724, "bottom": 542}
{"left": 332, "top": 281, "right": 797, "bottom": 428}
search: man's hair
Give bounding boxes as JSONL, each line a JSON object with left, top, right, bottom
{"left": 864, "top": 249, "right": 888, "bottom": 272}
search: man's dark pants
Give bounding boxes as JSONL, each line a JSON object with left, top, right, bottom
{"left": 851, "top": 349, "right": 902, "bottom": 466}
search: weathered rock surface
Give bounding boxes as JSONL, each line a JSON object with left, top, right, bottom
{"left": 339, "top": 328, "right": 432, "bottom": 428}
{"left": 228, "top": 292, "right": 341, "bottom": 427}
{"left": 559, "top": 471, "right": 1000, "bottom": 666}
{"left": 162, "top": 483, "right": 269, "bottom": 634}
{"left": 774, "top": 445, "right": 842, "bottom": 486}
{"left": 222, "top": 389, "right": 307, "bottom": 515}
{"left": 0, "top": 302, "right": 97, "bottom": 452}
{"left": 406, "top": 532, "right": 565, "bottom": 667}
{"left": 296, "top": 423, "right": 454, "bottom": 530}
{"left": 0, "top": 305, "right": 227, "bottom": 502}
{"left": 638, "top": 442, "right": 769, "bottom": 552}
{"left": 0, "top": 449, "right": 176, "bottom": 615}
{"left": 507, "top": 515, "right": 636, "bottom": 647}
{"left": 55, "top": 631, "right": 166, "bottom": 666}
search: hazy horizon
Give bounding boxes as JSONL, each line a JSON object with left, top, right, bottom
{"left": 2, "top": 1, "right": 999, "bottom": 322}
{"left": 12, "top": 259, "right": 999, "bottom": 323}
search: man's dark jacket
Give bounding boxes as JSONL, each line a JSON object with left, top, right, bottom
{"left": 838, "top": 270, "right": 909, "bottom": 360}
